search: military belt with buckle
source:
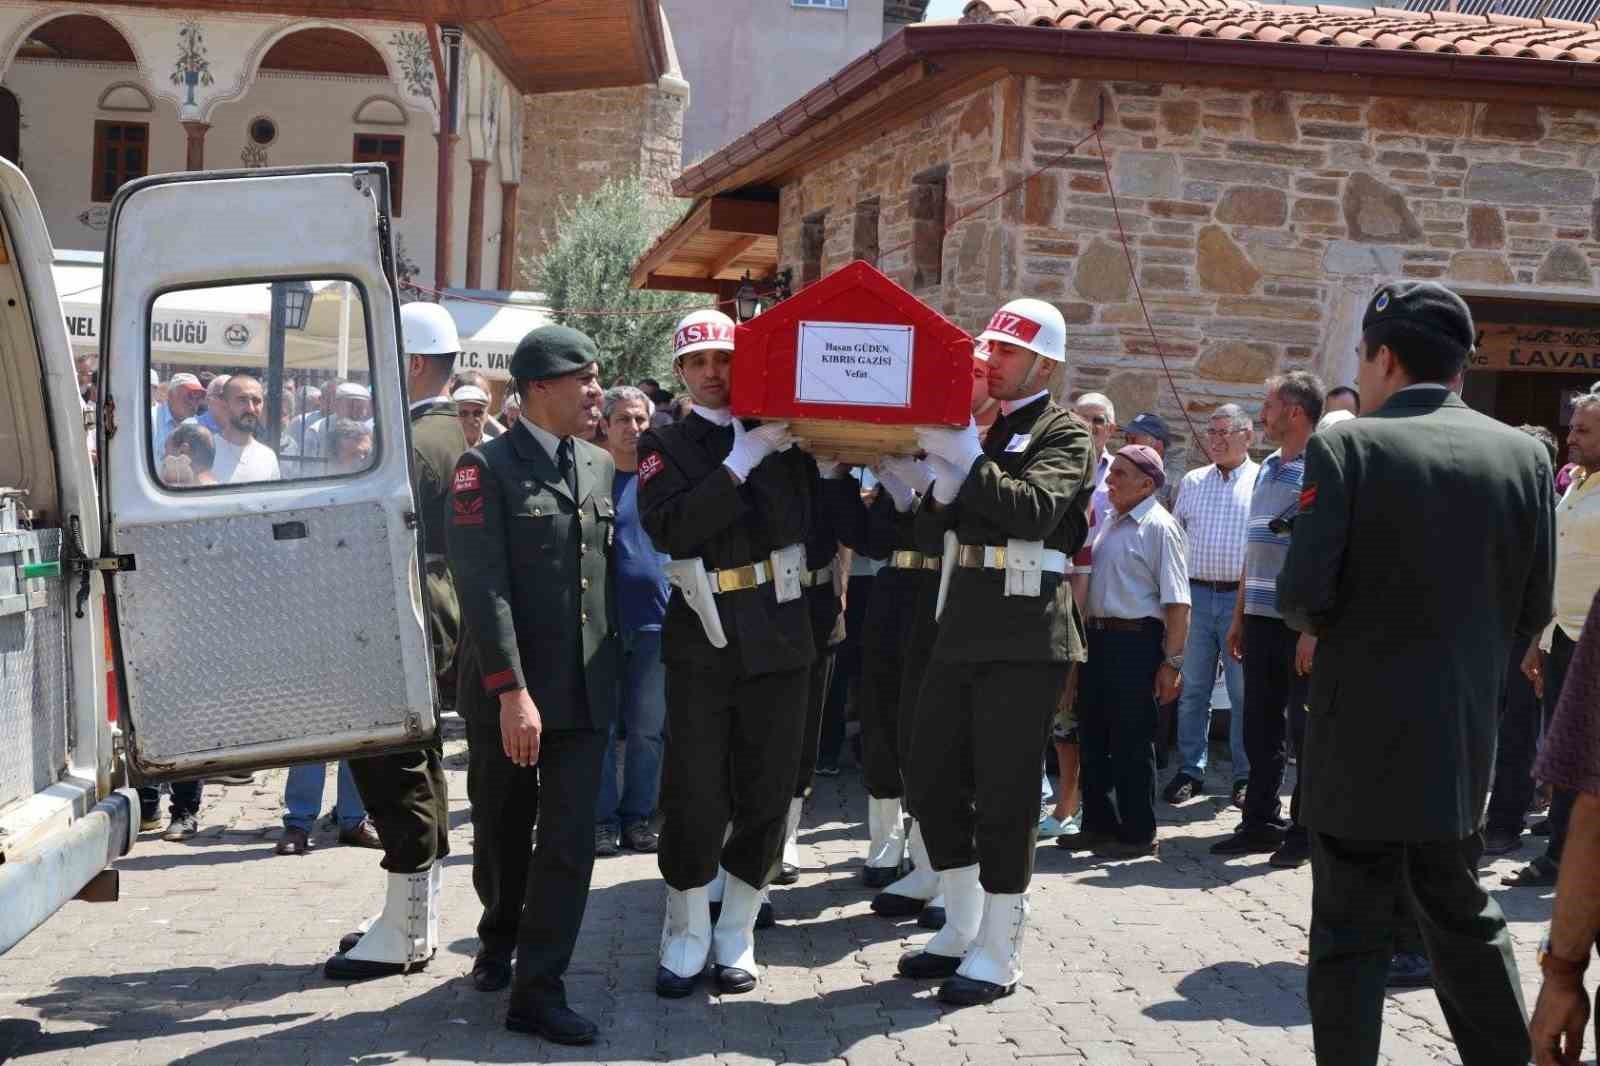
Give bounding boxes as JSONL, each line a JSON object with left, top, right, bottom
{"left": 955, "top": 544, "right": 1070, "bottom": 573}
{"left": 888, "top": 550, "right": 939, "bottom": 571}
{"left": 711, "top": 561, "right": 772, "bottom": 594}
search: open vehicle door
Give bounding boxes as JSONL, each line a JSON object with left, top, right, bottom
{"left": 98, "top": 165, "right": 435, "bottom": 782}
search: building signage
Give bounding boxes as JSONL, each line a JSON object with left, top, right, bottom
{"left": 453, "top": 347, "right": 512, "bottom": 381}
{"left": 1470, "top": 323, "right": 1600, "bottom": 374}
{"left": 794, "top": 321, "right": 914, "bottom": 407}
{"left": 61, "top": 305, "right": 268, "bottom": 357}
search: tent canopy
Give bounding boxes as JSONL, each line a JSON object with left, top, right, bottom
{"left": 54, "top": 253, "right": 548, "bottom": 382}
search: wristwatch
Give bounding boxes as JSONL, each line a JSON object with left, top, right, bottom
{"left": 1538, "top": 936, "right": 1590, "bottom": 978}
{"left": 1162, "top": 653, "right": 1185, "bottom": 671}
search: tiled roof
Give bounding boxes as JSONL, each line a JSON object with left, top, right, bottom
{"left": 962, "top": 0, "right": 1600, "bottom": 61}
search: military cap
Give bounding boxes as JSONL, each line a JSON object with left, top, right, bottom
{"left": 510, "top": 325, "right": 600, "bottom": 382}
{"left": 1361, "top": 281, "right": 1475, "bottom": 351}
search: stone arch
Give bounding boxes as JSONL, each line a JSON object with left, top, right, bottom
{"left": 208, "top": 20, "right": 420, "bottom": 123}
{"left": 353, "top": 94, "right": 409, "bottom": 127}
{"left": 97, "top": 81, "right": 155, "bottom": 113}
{"left": 1, "top": 9, "right": 147, "bottom": 86}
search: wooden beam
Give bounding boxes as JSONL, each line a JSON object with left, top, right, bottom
{"left": 706, "top": 198, "right": 779, "bottom": 237}
{"left": 629, "top": 199, "right": 711, "bottom": 288}
{"left": 638, "top": 272, "right": 725, "bottom": 294}
{"left": 705, "top": 235, "right": 763, "bottom": 280}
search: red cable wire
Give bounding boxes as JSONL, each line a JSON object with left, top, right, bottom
{"left": 1094, "top": 125, "right": 1212, "bottom": 462}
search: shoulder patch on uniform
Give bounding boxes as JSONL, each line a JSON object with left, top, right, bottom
{"left": 1299, "top": 484, "right": 1317, "bottom": 511}
{"left": 453, "top": 465, "right": 481, "bottom": 493}
{"left": 639, "top": 452, "right": 665, "bottom": 484}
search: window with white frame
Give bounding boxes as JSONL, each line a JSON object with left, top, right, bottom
{"left": 792, "top": 0, "right": 847, "bottom": 8}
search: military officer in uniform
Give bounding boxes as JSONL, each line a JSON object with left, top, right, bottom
{"left": 870, "top": 348, "right": 999, "bottom": 926}
{"left": 324, "top": 302, "right": 463, "bottom": 981}
{"left": 447, "top": 326, "right": 619, "bottom": 1046}
{"left": 1278, "top": 282, "right": 1554, "bottom": 1066}
{"left": 642, "top": 309, "right": 860, "bottom": 997}
{"left": 898, "top": 298, "right": 1093, "bottom": 1007}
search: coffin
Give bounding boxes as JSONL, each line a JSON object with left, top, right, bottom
{"left": 731, "top": 260, "right": 973, "bottom": 465}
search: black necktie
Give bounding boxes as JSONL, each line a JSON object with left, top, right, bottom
{"left": 557, "top": 439, "right": 577, "bottom": 499}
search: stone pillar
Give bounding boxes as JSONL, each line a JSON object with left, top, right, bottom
{"left": 498, "top": 182, "right": 519, "bottom": 289}
{"left": 465, "top": 159, "right": 490, "bottom": 289}
{"left": 182, "top": 121, "right": 209, "bottom": 171}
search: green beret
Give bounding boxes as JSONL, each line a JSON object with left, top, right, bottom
{"left": 510, "top": 325, "right": 599, "bottom": 382}
{"left": 1361, "top": 281, "right": 1475, "bottom": 351}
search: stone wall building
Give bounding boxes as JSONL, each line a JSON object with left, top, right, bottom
{"left": 635, "top": 0, "right": 1600, "bottom": 473}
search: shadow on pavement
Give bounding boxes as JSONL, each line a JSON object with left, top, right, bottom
{"left": 1144, "top": 959, "right": 1310, "bottom": 1027}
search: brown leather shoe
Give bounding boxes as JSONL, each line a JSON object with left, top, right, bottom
{"left": 276, "top": 826, "right": 313, "bottom": 855}
{"left": 338, "top": 819, "right": 383, "bottom": 849}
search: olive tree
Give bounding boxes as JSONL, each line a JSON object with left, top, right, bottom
{"left": 530, "top": 177, "right": 702, "bottom": 385}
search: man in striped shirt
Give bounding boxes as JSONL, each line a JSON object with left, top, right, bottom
{"left": 1165, "top": 404, "right": 1259, "bottom": 807}
{"left": 1215, "top": 371, "right": 1325, "bottom": 862}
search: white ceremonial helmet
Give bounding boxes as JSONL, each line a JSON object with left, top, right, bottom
{"left": 673, "top": 308, "right": 736, "bottom": 361}
{"left": 401, "top": 301, "right": 460, "bottom": 356}
{"left": 976, "top": 297, "right": 1067, "bottom": 363}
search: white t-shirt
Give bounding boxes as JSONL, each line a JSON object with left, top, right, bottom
{"left": 212, "top": 435, "right": 282, "bottom": 484}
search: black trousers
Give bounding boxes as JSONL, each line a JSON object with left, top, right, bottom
{"left": 463, "top": 711, "right": 606, "bottom": 1008}
{"left": 657, "top": 662, "right": 809, "bottom": 890}
{"left": 1241, "top": 615, "right": 1309, "bottom": 834}
{"left": 859, "top": 569, "right": 917, "bottom": 800}
{"left": 817, "top": 578, "right": 871, "bottom": 772}
{"left": 1307, "top": 831, "right": 1529, "bottom": 1066}
{"left": 793, "top": 648, "right": 837, "bottom": 798}
{"left": 1540, "top": 628, "right": 1577, "bottom": 867}
{"left": 348, "top": 744, "right": 450, "bottom": 874}
{"left": 1079, "top": 624, "right": 1163, "bottom": 846}
{"left": 906, "top": 659, "right": 1067, "bottom": 894}
{"left": 1486, "top": 635, "right": 1542, "bottom": 834}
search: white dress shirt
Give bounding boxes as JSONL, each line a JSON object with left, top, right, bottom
{"left": 1086, "top": 494, "right": 1190, "bottom": 621}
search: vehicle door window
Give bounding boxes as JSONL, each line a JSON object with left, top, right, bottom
{"left": 147, "top": 279, "right": 379, "bottom": 488}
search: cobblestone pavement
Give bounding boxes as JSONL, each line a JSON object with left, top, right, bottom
{"left": 0, "top": 721, "right": 1587, "bottom": 1065}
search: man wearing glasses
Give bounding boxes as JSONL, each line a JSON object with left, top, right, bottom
{"left": 1163, "top": 406, "right": 1258, "bottom": 810}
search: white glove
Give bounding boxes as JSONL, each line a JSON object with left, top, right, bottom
{"left": 880, "top": 455, "right": 935, "bottom": 496}
{"left": 917, "top": 420, "right": 985, "bottom": 473}
{"left": 723, "top": 420, "right": 793, "bottom": 482}
{"left": 928, "top": 454, "right": 968, "bottom": 505}
{"left": 876, "top": 467, "right": 917, "bottom": 512}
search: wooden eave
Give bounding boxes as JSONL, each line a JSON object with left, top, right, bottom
{"left": 631, "top": 197, "right": 781, "bottom": 295}
{"left": 676, "top": 21, "right": 1600, "bottom": 201}
{"left": 90, "top": 0, "right": 667, "bottom": 95}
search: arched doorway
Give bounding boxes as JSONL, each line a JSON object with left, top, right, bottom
{"left": 0, "top": 89, "right": 18, "bottom": 164}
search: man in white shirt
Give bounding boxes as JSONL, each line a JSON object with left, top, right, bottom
{"left": 210, "top": 374, "right": 281, "bottom": 484}
{"left": 1165, "top": 404, "right": 1259, "bottom": 808}
{"left": 1078, "top": 444, "right": 1190, "bottom": 859}
{"left": 1508, "top": 389, "right": 1600, "bottom": 888}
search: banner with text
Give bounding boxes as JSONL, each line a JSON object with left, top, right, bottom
{"left": 794, "top": 321, "right": 914, "bottom": 408}
{"left": 1470, "top": 323, "right": 1600, "bottom": 374}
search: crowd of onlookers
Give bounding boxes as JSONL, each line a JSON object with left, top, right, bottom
{"left": 112, "top": 356, "right": 1600, "bottom": 999}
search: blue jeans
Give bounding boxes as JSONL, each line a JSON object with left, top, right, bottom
{"left": 1175, "top": 583, "right": 1248, "bottom": 783}
{"left": 283, "top": 760, "right": 366, "bottom": 832}
{"left": 597, "top": 628, "right": 666, "bottom": 830}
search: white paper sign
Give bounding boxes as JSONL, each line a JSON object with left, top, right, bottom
{"left": 794, "top": 321, "right": 914, "bottom": 408}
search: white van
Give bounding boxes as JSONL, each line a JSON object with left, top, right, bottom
{"left": 0, "top": 161, "right": 437, "bottom": 954}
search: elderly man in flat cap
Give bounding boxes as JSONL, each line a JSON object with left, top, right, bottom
{"left": 446, "top": 325, "right": 619, "bottom": 1046}
{"left": 1074, "top": 443, "right": 1190, "bottom": 861}
{"left": 1278, "top": 280, "right": 1554, "bottom": 1065}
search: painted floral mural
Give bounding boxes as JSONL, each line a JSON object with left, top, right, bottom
{"left": 171, "top": 20, "right": 214, "bottom": 107}
{"left": 389, "top": 31, "right": 436, "bottom": 108}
